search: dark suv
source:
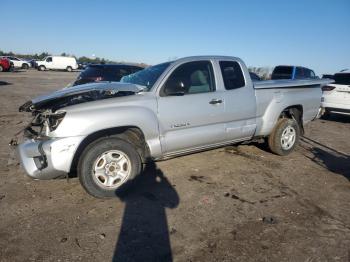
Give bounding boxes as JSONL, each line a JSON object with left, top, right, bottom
{"left": 73, "top": 64, "right": 144, "bottom": 86}
{"left": 271, "top": 66, "right": 317, "bottom": 80}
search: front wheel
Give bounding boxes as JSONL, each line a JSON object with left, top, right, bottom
{"left": 22, "top": 63, "right": 29, "bottom": 69}
{"left": 268, "top": 118, "right": 300, "bottom": 156}
{"left": 0, "top": 65, "right": 3, "bottom": 72}
{"left": 78, "top": 138, "right": 142, "bottom": 198}
{"left": 38, "top": 65, "right": 45, "bottom": 71}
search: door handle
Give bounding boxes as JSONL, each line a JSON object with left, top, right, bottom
{"left": 209, "top": 99, "right": 223, "bottom": 105}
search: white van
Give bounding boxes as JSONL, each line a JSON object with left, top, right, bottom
{"left": 36, "top": 56, "right": 78, "bottom": 72}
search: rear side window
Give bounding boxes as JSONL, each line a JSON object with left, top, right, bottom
{"left": 219, "top": 61, "right": 245, "bottom": 90}
{"left": 273, "top": 66, "right": 293, "bottom": 75}
{"left": 271, "top": 66, "right": 293, "bottom": 80}
{"left": 296, "top": 67, "right": 316, "bottom": 79}
{"left": 80, "top": 66, "right": 103, "bottom": 77}
{"left": 334, "top": 73, "right": 350, "bottom": 85}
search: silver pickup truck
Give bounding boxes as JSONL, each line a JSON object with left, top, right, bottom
{"left": 17, "top": 56, "right": 330, "bottom": 197}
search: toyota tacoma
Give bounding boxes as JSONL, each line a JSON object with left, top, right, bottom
{"left": 16, "top": 56, "right": 331, "bottom": 198}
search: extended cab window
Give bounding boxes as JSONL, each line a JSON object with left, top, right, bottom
{"left": 162, "top": 61, "right": 215, "bottom": 96}
{"left": 219, "top": 61, "right": 245, "bottom": 90}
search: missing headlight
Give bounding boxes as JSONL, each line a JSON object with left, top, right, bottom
{"left": 47, "top": 112, "right": 66, "bottom": 132}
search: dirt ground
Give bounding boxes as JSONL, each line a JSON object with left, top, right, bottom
{"left": 0, "top": 70, "right": 349, "bottom": 262}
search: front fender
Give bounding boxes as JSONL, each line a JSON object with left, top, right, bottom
{"left": 52, "top": 105, "right": 162, "bottom": 158}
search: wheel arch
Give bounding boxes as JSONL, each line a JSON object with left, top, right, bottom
{"left": 69, "top": 126, "right": 150, "bottom": 174}
{"left": 278, "top": 105, "right": 304, "bottom": 134}
{"left": 256, "top": 103, "right": 304, "bottom": 137}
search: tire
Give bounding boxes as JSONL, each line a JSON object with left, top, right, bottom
{"left": 66, "top": 66, "right": 72, "bottom": 72}
{"left": 268, "top": 118, "right": 300, "bottom": 156}
{"left": 22, "top": 63, "right": 29, "bottom": 70}
{"left": 321, "top": 108, "right": 331, "bottom": 119}
{"left": 0, "top": 65, "right": 3, "bottom": 72}
{"left": 78, "top": 138, "right": 142, "bottom": 198}
{"left": 38, "top": 65, "right": 45, "bottom": 71}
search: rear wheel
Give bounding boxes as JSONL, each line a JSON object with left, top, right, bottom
{"left": 38, "top": 65, "right": 45, "bottom": 71}
{"left": 0, "top": 65, "right": 3, "bottom": 72}
{"left": 22, "top": 63, "right": 29, "bottom": 69}
{"left": 268, "top": 118, "right": 300, "bottom": 156}
{"left": 321, "top": 108, "right": 331, "bottom": 119}
{"left": 66, "top": 66, "right": 72, "bottom": 72}
{"left": 78, "top": 138, "right": 142, "bottom": 198}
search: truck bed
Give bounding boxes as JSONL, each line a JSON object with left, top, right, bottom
{"left": 253, "top": 78, "right": 333, "bottom": 137}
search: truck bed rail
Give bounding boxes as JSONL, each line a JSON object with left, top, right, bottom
{"left": 254, "top": 79, "right": 333, "bottom": 89}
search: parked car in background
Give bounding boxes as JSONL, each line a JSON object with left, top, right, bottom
{"left": 1, "top": 56, "right": 31, "bottom": 69}
{"left": 17, "top": 55, "right": 331, "bottom": 197}
{"left": 27, "top": 59, "right": 38, "bottom": 68}
{"left": 73, "top": 64, "right": 144, "bottom": 86}
{"left": 249, "top": 72, "right": 261, "bottom": 81}
{"left": 36, "top": 56, "right": 78, "bottom": 72}
{"left": 322, "top": 74, "right": 334, "bottom": 80}
{"left": 0, "top": 57, "right": 12, "bottom": 72}
{"left": 321, "top": 70, "right": 350, "bottom": 116}
{"left": 77, "top": 62, "right": 89, "bottom": 70}
{"left": 271, "top": 65, "right": 317, "bottom": 80}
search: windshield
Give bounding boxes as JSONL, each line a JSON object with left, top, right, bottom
{"left": 120, "top": 62, "right": 171, "bottom": 91}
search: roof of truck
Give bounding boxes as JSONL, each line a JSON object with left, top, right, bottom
{"left": 175, "top": 55, "right": 241, "bottom": 62}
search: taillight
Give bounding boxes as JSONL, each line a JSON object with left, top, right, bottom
{"left": 322, "top": 85, "right": 335, "bottom": 91}
{"left": 95, "top": 77, "right": 102, "bottom": 81}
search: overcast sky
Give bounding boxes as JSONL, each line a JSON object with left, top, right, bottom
{"left": 1, "top": 0, "right": 349, "bottom": 74}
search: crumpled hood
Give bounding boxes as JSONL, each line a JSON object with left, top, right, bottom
{"left": 19, "top": 82, "right": 145, "bottom": 112}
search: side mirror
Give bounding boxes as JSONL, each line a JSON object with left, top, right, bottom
{"left": 164, "top": 80, "right": 185, "bottom": 96}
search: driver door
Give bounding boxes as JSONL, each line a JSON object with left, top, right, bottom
{"left": 45, "top": 57, "right": 53, "bottom": 69}
{"left": 157, "top": 60, "right": 226, "bottom": 155}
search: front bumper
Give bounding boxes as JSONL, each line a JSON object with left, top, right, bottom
{"left": 17, "top": 136, "right": 85, "bottom": 180}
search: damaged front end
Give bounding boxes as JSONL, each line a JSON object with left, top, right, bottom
{"left": 16, "top": 82, "right": 143, "bottom": 140}
{"left": 13, "top": 108, "right": 75, "bottom": 180}
{"left": 14, "top": 82, "right": 143, "bottom": 180}
{"left": 16, "top": 110, "right": 66, "bottom": 141}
